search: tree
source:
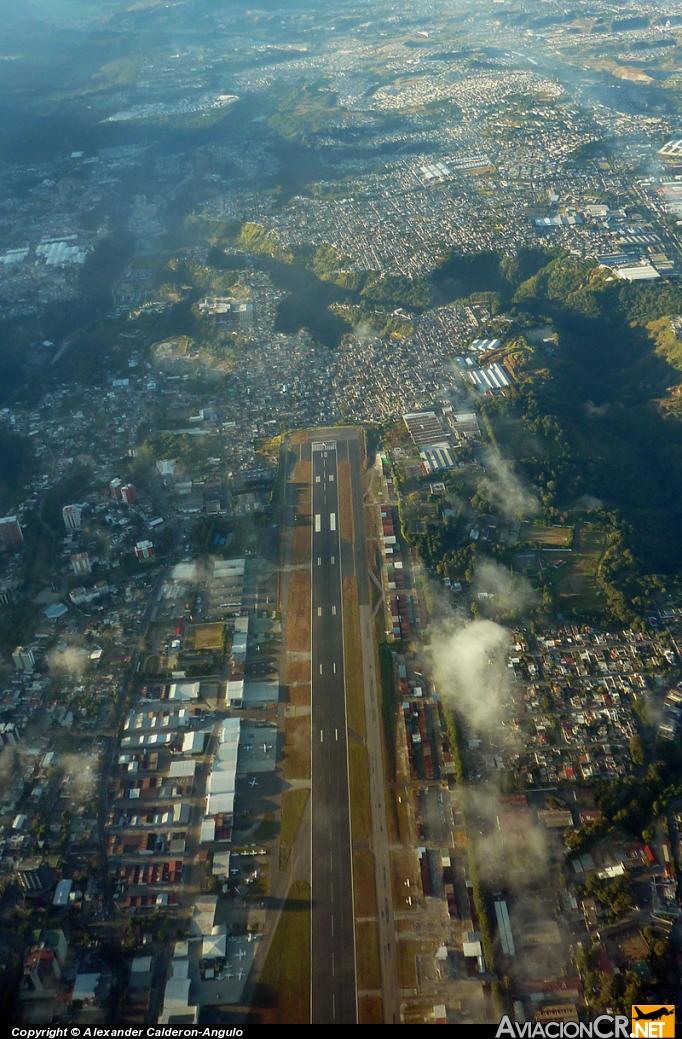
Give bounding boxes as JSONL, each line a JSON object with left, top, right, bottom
{"left": 629, "top": 735, "right": 646, "bottom": 767}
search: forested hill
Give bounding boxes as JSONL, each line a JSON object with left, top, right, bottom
{"left": 451, "top": 250, "right": 682, "bottom": 619}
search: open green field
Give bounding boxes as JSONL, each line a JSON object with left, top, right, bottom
{"left": 550, "top": 526, "right": 606, "bottom": 612}
{"left": 185, "top": 623, "right": 225, "bottom": 650}
{"left": 519, "top": 522, "right": 574, "bottom": 547}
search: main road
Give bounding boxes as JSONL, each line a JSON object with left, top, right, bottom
{"left": 309, "top": 437, "right": 357, "bottom": 1024}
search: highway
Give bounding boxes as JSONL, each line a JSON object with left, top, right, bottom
{"left": 309, "top": 439, "right": 358, "bottom": 1024}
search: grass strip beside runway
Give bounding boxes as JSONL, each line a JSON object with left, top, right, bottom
{"left": 286, "top": 570, "right": 311, "bottom": 653}
{"left": 283, "top": 714, "right": 311, "bottom": 781}
{"left": 255, "top": 878, "right": 311, "bottom": 1023}
{"left": 279, "top": 788, "right": 309, "bottom": 869}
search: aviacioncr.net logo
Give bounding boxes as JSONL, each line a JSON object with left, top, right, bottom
{"left": 496, "top": 1015, "right": 631, "bottom": 1037}
{"left": 631, "top": 1006, "right": 676, "bottom": 1039}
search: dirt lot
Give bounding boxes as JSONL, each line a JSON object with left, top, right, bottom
{"left": 286, "top": 684, "right": 311, "bottom": 707}
{"left": 358, "top": 995, "right": 383, "bottom": 1025}
{"left": 286, "top": 660, "right": 310, "bottom": 684}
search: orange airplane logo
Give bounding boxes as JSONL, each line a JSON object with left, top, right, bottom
{"left": 632, "top": 1006, "right": 676, "bottom": 1039}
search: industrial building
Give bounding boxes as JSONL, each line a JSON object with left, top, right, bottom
{"left": 204, "top": 718, "right": 240, "bottom": 821}
{"left": 659, "top": 136, "right": 682, "bottom": 157}
{"left": 420, "top": 445, "right": 457, "bottom": 474}
{"left": 403, "top": 410, "right": 450, "bottom": 448}
{"left": 36, "top": 237, "right": 87, "bottom": 266}
{"left": 467, "top": 363, "right": 511, "bottom": 392}
{"left": 494, "top": 899, "right": 516, "bottom": 957}
{"left": 449, "top": 412, "right": 481, "bottom": 439}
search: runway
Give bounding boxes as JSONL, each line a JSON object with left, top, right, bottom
{"left": 309, "top": 438, "right": 357, "bottom": 1024}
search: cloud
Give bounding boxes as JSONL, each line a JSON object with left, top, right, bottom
{"left": 472, "top": 558, "right": 537, "bottom": 621}
{"left": 60, "top": 752, "right": 100, "bottom": 805}
{"left": 479, "top": 449, "right": 540, "bottom": 520}
{"left": 46, "top": 645, "right": 88, "bottom": 677}
{"left": 0, "top": 745, "right": 29, "bottom": 797}
{"left": 430, "top": 618, "right": 511, "bottom": 733}
{"left": 464, "top": 782, "right": 565, "bottom": 979}
{"left": 585, "top": 400, "right": 609, "bottom": 417}
{"left": 353, "top": 320, "right": 376, "bottom": 345}
{"left": 575, "top": 494, "right": 602, "bottom": 511}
